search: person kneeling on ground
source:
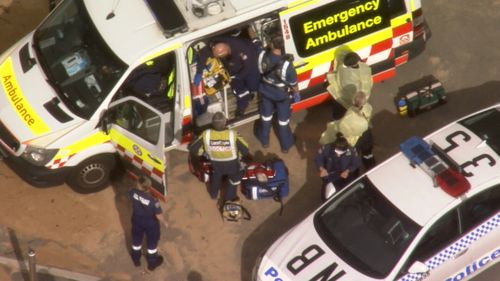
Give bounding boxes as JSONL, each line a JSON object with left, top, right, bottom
{"left": 315, "top": 133, "right": 361, "bottom": 201}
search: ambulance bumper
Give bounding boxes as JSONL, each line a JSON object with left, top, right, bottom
{"left": 405, "top": 32, "right": 427, "bottom": 60}
{"left": 1, "top": 150, "right": 70, "bottom": 187}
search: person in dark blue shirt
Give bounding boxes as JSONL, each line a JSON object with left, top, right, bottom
{"left": 315, "top": 133, "right": 361, "bottom": 200}
{"left": 194, "top": 36, "right": 260, "bottom": 117}
{"left": 255, "top": 35, "right": 300, "bottom": 153}
{"left": 128, "top": 176, "right": 168, "bottom": 271}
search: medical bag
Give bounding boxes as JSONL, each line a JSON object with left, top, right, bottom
{"left": 241, "top": 159, "right": 289, "bottom": 214}
{"left": 397, "top": 78, "right": 446, "bottom": 117}
{"left": 188, "top": 154, "right": 211, "bottom": 183}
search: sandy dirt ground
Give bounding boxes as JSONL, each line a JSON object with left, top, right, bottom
{"left": 0, "top": 1, "right": 500, "bottom": 281}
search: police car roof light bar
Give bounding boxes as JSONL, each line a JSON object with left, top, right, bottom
{"left": 400, "top": 136, "right": 471, "bottom": 197}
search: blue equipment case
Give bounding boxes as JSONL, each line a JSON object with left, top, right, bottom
{"left": 241, "top": 159, "right": 289, "bottom": 201}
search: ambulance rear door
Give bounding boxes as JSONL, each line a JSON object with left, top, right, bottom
{"left": 105, "top": 96, "right": 169, "bottom": 198}
{"left": 279, "top": 0, "right": 394, "bottom": 89}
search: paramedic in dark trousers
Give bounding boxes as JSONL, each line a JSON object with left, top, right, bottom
{"left": 315, "top": 133, "right": 361, "bottom": 201}
{"left": 255, "top": 36, "right": 300, "bottom": 153}
{"left": 189, "top": 112, "right": 250, "bottom": 202}
{"left": 194, "top": 37, "right": 260, "bottom": 117}
{"left": 129, "top": 176, "right": 167, "bottom": 271}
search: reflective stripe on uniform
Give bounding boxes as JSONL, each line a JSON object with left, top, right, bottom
{"left": 229, "top": 179, "right": 241, "bottom": 185}
{"left": 147, "top": 248, "right": 158, "bottom": 254}
{"left": 261, "top": 115, "right": 273, "bottom": 122}
{"left": 204, "top": 130, "right": 212, "bottom": 158}
{"left": 238, "top": 90, "right": 251, "bottom": 98}
{"left": 278, "top": 119, "right": 290, "bottom": 126}
{"left": 363, "top": 154, "right": 374, "bottom": 159}
{"left": 281, "top": 60, "right": 290, "bottom": 82}
{"left": 132, "top": 245, "right": 142, "bottom": 251}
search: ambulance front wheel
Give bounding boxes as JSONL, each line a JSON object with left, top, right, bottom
{"left": 67, "top": 155, "right": 116, "bottom": 194}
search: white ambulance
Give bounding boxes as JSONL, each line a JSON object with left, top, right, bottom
{"left": 253, "top": 104, "right": 500, "bottom": 281}
{"left": 0, "top": 0, "right": 428, "bottom": 197}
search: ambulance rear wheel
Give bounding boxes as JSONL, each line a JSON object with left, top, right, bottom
{"left": 67, "top": 155, "right": 116, "bottom": 194}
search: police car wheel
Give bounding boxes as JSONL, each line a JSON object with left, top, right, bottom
{"left": 67, "top": 155, "right": 116, "bottom": 194}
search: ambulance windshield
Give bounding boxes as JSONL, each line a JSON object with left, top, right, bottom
{"left": 314, "top": 177, "right": 421, "bottom": 278}
{"left": 33, "top": 0, "right": 127, "bottom": 119}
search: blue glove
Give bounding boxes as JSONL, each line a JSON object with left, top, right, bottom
{"left": 193, "top": 73, "right": 202, "bottom": 86}
{"left": 292, "top": 92, "right": 301, "bottom": 103}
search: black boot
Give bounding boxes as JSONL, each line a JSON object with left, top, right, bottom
{"left": 146, "top": 254, "right": 164, "bottom": 271}
{"left": 130, "top": 249, "right": 141, "bottom": 267}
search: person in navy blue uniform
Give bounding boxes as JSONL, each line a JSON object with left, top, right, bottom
{"left": 194, "top": 36, "right": 260, "bottom": 117}
{"left": 129, "top": 176, "right": 168, "bottom": 271}
{"left": 254, "top": 36, "right": 300, "bottom": 153}
{"left": 315, "top": 133, "right": 361, "bottom": 200}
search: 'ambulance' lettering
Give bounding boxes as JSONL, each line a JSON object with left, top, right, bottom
{"left": 287, "top": 244, "right": 325, "bottom": 275}
{"left": 0, "top": 57, "right": 50, "bottom": 135}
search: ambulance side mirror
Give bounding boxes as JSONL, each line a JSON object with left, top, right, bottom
{"left": 408, "top": 261, "right": 429, "bottom": 275}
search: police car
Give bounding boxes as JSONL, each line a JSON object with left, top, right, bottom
{"left": 253, "top": 103, "right": 500, "bottom": 281}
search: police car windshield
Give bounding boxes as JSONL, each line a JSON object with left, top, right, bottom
{"left": 33, "top": 0, "right": 127, "bottom": 119}
{"left": 314, "top": 177, "right": 421, "bottom": 278}
{"left": 459, "top": 107, "right": 500, "bottom": 155}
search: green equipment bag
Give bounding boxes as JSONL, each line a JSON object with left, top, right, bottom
{"left": 397, "top": 78, "right": 446, "bottom": 117}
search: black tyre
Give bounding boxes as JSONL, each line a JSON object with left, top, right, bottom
{"left": 67, "top": 155, "right": 116, "bottom": 194}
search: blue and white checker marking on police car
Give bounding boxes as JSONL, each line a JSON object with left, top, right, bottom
{"left": 399, "top": 213, "right": 500, "bottom": 281}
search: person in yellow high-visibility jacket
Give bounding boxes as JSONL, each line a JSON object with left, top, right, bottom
{"left": 189, "top": 112, "right": 250, "bottom": 202}
{"left": 327, "top": 51, "right": 373, "bottom": 120}
{"left": 319, "top": 92, "right": 376, "bottom": 169}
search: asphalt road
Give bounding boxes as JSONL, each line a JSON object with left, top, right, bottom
{"left": 0, "top": 0, "right": 499, "bottom": 281}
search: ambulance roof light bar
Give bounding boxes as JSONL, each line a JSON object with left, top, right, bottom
{"left": 400, "top": 136, "right": 470, "bottom": 197}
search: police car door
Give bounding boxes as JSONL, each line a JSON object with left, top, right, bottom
{"left": 279, "top": 0, "right": 393, "bottom": 91}
{"left": 395, "top": 185, "right": 500, "bottom": 280}
{"left": 106, "top": 96, "right": 169, "bottom": 198}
